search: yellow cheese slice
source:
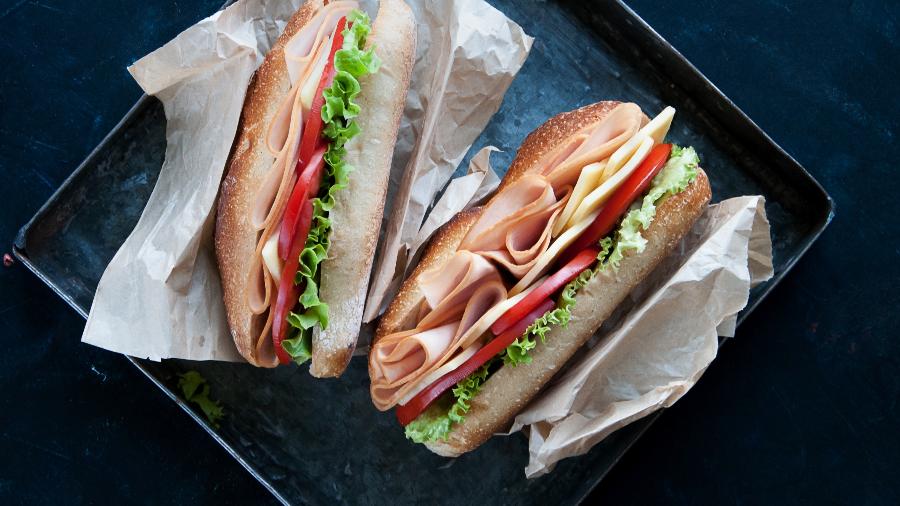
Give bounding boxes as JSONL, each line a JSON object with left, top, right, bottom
{"left": 644, "top": 105, "right": 676, "bottom": 144}
{"left": 261, "top": 233, "right": 282, "bottom": 282}
{"left": 600, "top": 106, "right": 676, "bottom": 179}
{"left": 552, "top": 161, "right": 605, "bottom": 238}
{"left": 565, "top": 135, "right": 654, "bottom": 229}
{"left": 300, "top": 35, "right": 334, "bottom": 111}
{"left": 552, "top": 107, "right": 676, "bottom": 234}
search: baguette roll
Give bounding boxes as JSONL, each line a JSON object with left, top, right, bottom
{"left": 216, "top": 0, "right": 416, "bottom": 373}
{"left": 370, "top": 101, "right": 711, "bottom": 455}
{"left": 426, "top": 169, "right": 709, "bottom": 456}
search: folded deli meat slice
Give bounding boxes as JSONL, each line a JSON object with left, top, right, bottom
{"left": 268, "top": 2, "right": 355, "bottom": 158}
{"left": 397, "top": 344, "right": 480, "bottom": 405}
{"left": 283, "top": 1, "right": 357, "bottom": 83}
{"left": 393, "top": 277, "right": 544, "bottom": 406}
{"left": 370, "top": 252, "right": 508, "bottom": 410}
{"left": 460, "top": 174, "right": 571, "bottom": 277}
{"left": 510, "top": 207, "right": 600, "bottom": 296}
{"left": 537, "top": 102, "right": 644, "bottom": 188}
{"left": 242, "top": 0, "right": 358, "bottom": 365}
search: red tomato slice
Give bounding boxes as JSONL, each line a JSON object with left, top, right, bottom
{"left": 278, "top": 146, "right": 326, "bottom": 259}
{"left": 490, "top": 247, "right": 599, "bottom": 336}
{"left": 278, "top": 17, "right": 348, "bottom": 259}
{"left": 294, "top": 16, "right": 348, "bottom": 174}
{"left": 558, "top": 143, "right": 673, "bottom": 266}
{"left": 396, "top": 298, "right": 556, "bottom": 427}
{"left": 272, "top": 198, "right": 315, "bottom": 365}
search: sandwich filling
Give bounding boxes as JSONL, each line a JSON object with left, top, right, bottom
{"left": 367, "top": 104, "right": 701, "bottom": 443}
{"left": 247, "top": 2, "right": 379, "bottom": 366}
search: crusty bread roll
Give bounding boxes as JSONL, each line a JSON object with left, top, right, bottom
{"left": 426, "top": 171, "right": 710, "bottom": 456}
{"left": 312, "top": 0, "right": 416, "bottom": 378}
{"left": 371, "top": 101, "right": 711, "bottom": 456}
{"left": 216, "top": 1, "right": 322, "bottom": 368}
{"left": 216, "top": 0, "right": 415, "bottom": 373}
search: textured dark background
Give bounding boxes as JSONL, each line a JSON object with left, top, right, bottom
{"left": 1, "top": 0, "right": 898, "bottom": 504}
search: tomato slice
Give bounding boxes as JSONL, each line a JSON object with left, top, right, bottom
{"left": 490, "top": 247, "right": 599, "bottom": 336}
{"left": 278, "top": 17, "right": 347, "bottom": 259}
{"left": 272, "top": 198, "right": 315, "bottom": 365}
{"left": 294, "top": 16, "right": 348, "bottom": 175}
{"left": 558, "top": 143, "right": 673, "bottom": 266}
{"left": 396, "top": 299, "right": 556, "bottom": 427}
{"left": 278, "top": 146, "right": 326, "bottom": 259}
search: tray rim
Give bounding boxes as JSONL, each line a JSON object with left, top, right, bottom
{"left": 610, "top": 0, "right": 836, "bottom": 320}
{"left": 12, "top": 0, "right": 835, "bottom": 503}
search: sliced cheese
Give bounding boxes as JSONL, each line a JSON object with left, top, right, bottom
{"left": 551, "top": 107, "right": 676, "bottom": 234}
{"left": 261, "top": 232, "right": 282, "bottom": 283}
{"left": 552, "top": 161, "right": 605, "bottom": 238}
{"left": 510, "top": 209, "right": 602, "bottom": 296}
{"left": 606, "top": 106, "right": 675, "bottom": 176}
{"left": 566, "top": 136, "right": 654, "bottom": 229}
{"left": 643, "top": 105, "right": 676, "bottom": 144}
{"left": 299, "top": 34, "right": 333, "bottom": 111}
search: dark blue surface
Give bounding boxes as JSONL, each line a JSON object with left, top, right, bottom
{"left": 1, "top": 0, "right": 897, "bottom": 504}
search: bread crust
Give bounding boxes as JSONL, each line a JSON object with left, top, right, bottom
{"left": 215, "top": 0, "right": 322, "bottom": 367}
{"left": 500, "top": 101, "right": 623, "bottom": 193}
{"left": 370, "top": 101, "right": 712, "bottom": 455}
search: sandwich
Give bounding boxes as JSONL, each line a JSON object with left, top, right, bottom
{"left": 368, "top": 101, "right": 712, "bottom": 455}
{"left": 215, "top": 0, "right": 416, "bottom": 376}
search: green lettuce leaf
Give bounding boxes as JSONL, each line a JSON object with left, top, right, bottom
{"left": 284, "top": 10, "right": 379, "bottom": 365}
{"left": 448, "top": 363, "right": 491, "bottom": 423}
{"left": 177, "top": 371, "right": 224, "bottom": 427}
{"left": 405, "top": 396, "right": 454, "bottom": 443}
{"left": 403, "top": 364, "right": 494, "bottom": 444}
{"left": 281, "top": 331, "right": 313, "bottom": 365}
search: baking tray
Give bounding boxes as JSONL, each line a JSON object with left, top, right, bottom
{"left": 14, "top": 0, "right": 833, "bottom": 504}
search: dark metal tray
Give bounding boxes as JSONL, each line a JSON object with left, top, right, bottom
{"left": 14, "top": 0, "right": 833, "bottom": 504}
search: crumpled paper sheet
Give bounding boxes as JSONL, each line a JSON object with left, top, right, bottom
{"left": 509, "top": 195, "right": 774, "bottom": 477}
{"left": 362, "top": 0, "right": 532, "bottom": 321}
{"left": 406, "top": 146, "right": 501, "bottom": 273}
{"left": 81, "top": 0, "right": 531, "bottom": 361}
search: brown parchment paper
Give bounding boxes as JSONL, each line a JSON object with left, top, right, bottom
{"left": 508, "top": 195, "right": 774, "bottom": 477}
{"left": 81, "top": 0, "right": 531, "bottom": 361}
{"left": 362, "top": 0, "right": 533, "bottom": 321}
